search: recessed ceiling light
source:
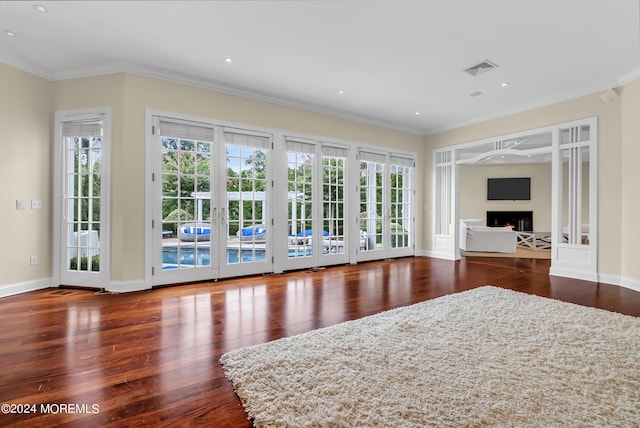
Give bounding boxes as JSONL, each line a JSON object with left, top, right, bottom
{"left": 338, "top": 90, "right": 345, "bottom": 94}
{"left": 470, "top": 91, "right": 483, "bottom": 97}
{"left": 415, "top": 111, "right": 421, "bottom": 116}
{"left": 3, "top": 30, "right": 16, "bottom": 37}
{"left": 224, "top": 58, "right": 232, "bottom": 63}
{"left": 33, "top": 3, "right": 47, "bottom": 13}
{"left": 501, "top": 82, "right": 510, "bottom": 87}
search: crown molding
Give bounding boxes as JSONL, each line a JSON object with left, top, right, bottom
{"left": 618, "top": 65, "right": 640, "bottom": 86}
{"left": 0, "top": 51, "right": 54, "bottom": 80}
{"left": 5, "top": 56, "right": 640, "bottom": 137}
{"left": 424, "top": 79, "right": 626, "bottom": 136}
{"left": 50, "top": 63, "right": 425, "bottom": 136}
{"left": 0, "top": 55, "right": 423, "bottom": 135}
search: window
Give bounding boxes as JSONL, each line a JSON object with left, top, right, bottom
{"left": 56, "top": 108, "right": 110, "bottom": 287}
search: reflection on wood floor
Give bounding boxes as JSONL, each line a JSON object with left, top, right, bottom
{"left": 0, "top": 256, "right": 638, "bottom": 426}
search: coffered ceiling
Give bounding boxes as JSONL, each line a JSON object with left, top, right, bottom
{"left": 0, "top": 1, "right": 638, "bottom": 135}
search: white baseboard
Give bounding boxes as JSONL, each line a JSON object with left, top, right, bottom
{"left": 0, "top": 278, "right": 150, "bottom": 298}
{"left": 106, "top": 280, "right": 150, "bottom": 294}
{"left": 2, "top": 266, "right": 639, "bottom": 299}
{"left": 598, "top": 274, "right": 640, "bottom": 293}
{"left": 421, "top": 250, "right": 459, "bottom": 260}
{"left": 423, "top": 252, "right": 640, "bottom": 293}
{"left": 0, "top": 278, "right": 51, "bottom": 298}
{"left": 548, "top": 267, "right": 599, "bottom": 283}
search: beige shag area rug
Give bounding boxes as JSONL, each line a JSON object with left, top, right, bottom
{"left": 220, "top": 286, "right": 640, "bottom": 427}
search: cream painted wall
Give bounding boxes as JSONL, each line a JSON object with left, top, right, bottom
{"left": 459, "top": 164, "right": 552, "bottom": 231}
{"left": 122, "top": 74, "right": 424, "bottom": 150}
{"left": 0, "top": 64, "right": 53, "bottom": 287}
{"left": 424, "top": 91, "right": 623, "bottom": 279}
{"left": 53, "top": 74, "right": 128, "bottom": 281}
{"left": 620, "top": 79, "right": 640, "bottom": 283}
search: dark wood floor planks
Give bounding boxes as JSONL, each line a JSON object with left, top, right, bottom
{"left": 0, "top": 256, "right": 638, "bottom": 427}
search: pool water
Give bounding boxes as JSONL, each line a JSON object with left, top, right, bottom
{"left": 162, "top": 246, "right": 314, "bottom": 270}
{"left": 162, "top": 246, "right": 265, "bottom": 268}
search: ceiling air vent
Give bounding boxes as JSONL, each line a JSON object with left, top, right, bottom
{"left": 463, "top": 60, "right": 499, "bottom": 77}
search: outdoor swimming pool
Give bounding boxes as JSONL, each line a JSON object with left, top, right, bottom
{"left": 162, "top": 246, "right": 315, "bottom": 270}
{"left": 162, "top": 246, "right": 265, "bottom": 268}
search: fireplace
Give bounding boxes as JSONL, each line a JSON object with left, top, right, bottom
{"left": 487, "top": 211, "right": 533, "bottom": 231}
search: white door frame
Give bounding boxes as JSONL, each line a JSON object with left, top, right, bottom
{"left": 280, "top": 137, "right": 352, "bottom": 272}
{"left": 218, "top": 127, "right": 274, "bottom": 279}
{"left": 356, "top": 150, "right": 416, "bottom": 262}
{"left": 431, "top": 149, "right": 457, "bottom": 260}
{"left": 145, "top": 110, "right": 276, "bottom": 286}
{"left": 550, "top": 118, "right": 598, "bottom": 281}
{"left": 148, "top": 114, "right": 218, "bottom": 286}
{"left": 431, "top": 117, "right": 598, "bottom": 282}
{"left": 53, "top": 107, "right": 111, "bottom": 288}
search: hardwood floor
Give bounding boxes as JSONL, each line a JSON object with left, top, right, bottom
{"left": 1, "top": 256, "right": 639, "bottom": 427}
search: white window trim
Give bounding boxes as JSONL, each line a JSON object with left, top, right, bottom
{"left": 53, "top": 107, "right": 112, "bottom": 288}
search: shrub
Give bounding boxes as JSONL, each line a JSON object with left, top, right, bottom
{"left": 163, "top": 208, "right": 194, "bottom": 234}
{"left": 69, "top": 255, "right": 100, "bottom": 271}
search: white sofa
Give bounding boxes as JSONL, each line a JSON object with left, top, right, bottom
{"left": 459, "top": 219, "right": 516, "bottom": 253}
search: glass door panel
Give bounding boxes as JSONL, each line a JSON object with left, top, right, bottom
{"left": 282, "top": 141, "right": 349, "bottom": 270}
{"left": 58, "top": 111, "right": 109, "bottom": 288}
{"left": 390, "top": 160, "right": 413, "bottom": 254}
{"left": 65, "top": 136, "right": 102, "bottom": 275}
{"left": 151, "top": 118, "right": 216, "bottom": 286}
{"left": 559, "top": 145, "right": 590, "bottom": 246}
{"left": 287, "top": 150, "right": 314, "bottom": 261}
{"left": 322, "top": 155, "right": 347, "bottom": 259}
{"left": 222, "top": 130, "right": 271, "bottom": 277}
{"left": 359, "top": 158, "right": 385, "bottom": 256}
{"left": 160, "top": 137, "right": 213, "bottom": 272}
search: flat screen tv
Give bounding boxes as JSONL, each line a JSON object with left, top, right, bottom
{"left": 487, "top": 178, "right": 531, "bottom": 200}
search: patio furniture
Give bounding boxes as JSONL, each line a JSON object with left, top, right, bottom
{"left": 179, "top": 223, "right": 211, "bottom": 242}
{"left": 237, "top": 224, "right": 267, "bottom": 242}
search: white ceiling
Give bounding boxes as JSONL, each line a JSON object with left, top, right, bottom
{"left": 1, "top": 1, "right": 639, "bottom": 135}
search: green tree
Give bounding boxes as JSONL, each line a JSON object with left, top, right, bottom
{"left": 71, "top": 137, "right": 101, "bottom": 231}
{"left": 161, "top": 137, "right": 211, "bottom": 222}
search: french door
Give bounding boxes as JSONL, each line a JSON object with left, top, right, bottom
{"left": 283, "top": 139, "right": 349, "bottom": 271}
{"left": 56, "top": 109, "right": 110, "bottom": 287}
{"left": 357, "top": 151, "right": 414, "bottom": 262}
{"left": 321, "top": 145, "right": 349, "bottom": 265}
{"left": 151, "top": 118, "right": 217, "bottom": 285}
{"left": 150, "top": 117, "right": 273, "bottom": 285}
{"left": 147, "top": 112, "right": 414, "bottom": 285}
{"left": 389, "top": 156, "right": 415, "bottom": 257}
{"left": 220, "top": 129, "right": 272, "bottom": 278}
